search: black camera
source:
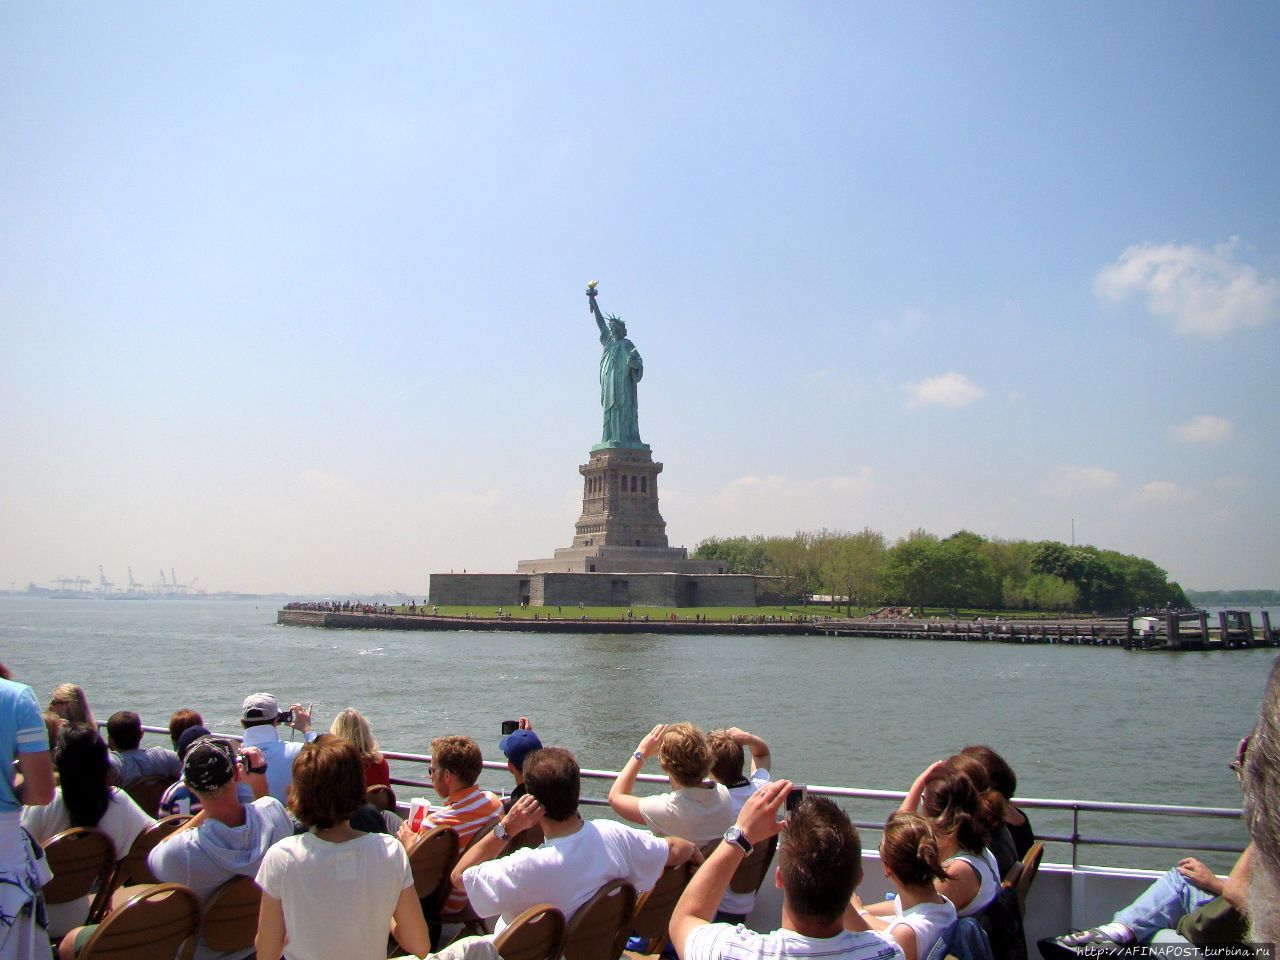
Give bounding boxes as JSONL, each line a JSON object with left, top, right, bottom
{"left": 500, "top": 720, "right": 519, "bottom": 736}
{"left": 278, "top": 709, "right": 295, "bottom": 726}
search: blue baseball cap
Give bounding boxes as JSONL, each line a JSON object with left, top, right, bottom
{"left": 499, "top": 729, "right": 543, "bottom": 771}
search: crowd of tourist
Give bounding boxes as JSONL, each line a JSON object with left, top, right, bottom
{"left": 2, "top": 659, "right": 1279, "bottom": 960}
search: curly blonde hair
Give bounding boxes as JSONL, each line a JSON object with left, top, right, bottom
{"left": 659, "top": 722, "right": 713, "bottom": 787}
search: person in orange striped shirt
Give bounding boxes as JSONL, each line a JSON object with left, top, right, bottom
{"left": 398, "top": 734, "right": 502, "bottom": 917}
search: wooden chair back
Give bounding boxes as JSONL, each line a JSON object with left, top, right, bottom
{"left": 115, "top": 814, "right": 190, "bottom": 888}
{"left": 124, "top": 776, "right": 176, "bottom": 818}
{"left": 491, "top": 904, "right": 566, "bottom": 960}
{"left": 729, "top": 834, "right": 778, "bottom": 895}
{"left": 1013, "top": 842, "right": 1044, "bottom": 915}
{"left": 42, "top": 827, "right": 116, "bottom": 921}
{"left": 186, "top": 875, "right": 262, "bottom": 959}
{"left": 408, "top": 826, "right": 460, "bottom": 907}
{"left": 629, "top": 861, "right": 695, "bottom": 955}
{"left": 76, "top": 882, "right": 201, "bottom": 960}
{"left": 366, "top": 784, "right": 398, "bottom": 812}
{"left": 562, "top": 880, "right": 636, "bottom": 960}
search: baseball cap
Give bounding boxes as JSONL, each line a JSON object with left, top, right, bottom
{"left": 183, "top": 736, "right": 237, "bottom": 792}
{"left": 241, "top": 693, "right": 279, "bottom": 722}
{"left": 499, "top": 729, "right": 543, "bottom": 771}
{"left": 175, "top": 724, "right": 211, "bottom": 760}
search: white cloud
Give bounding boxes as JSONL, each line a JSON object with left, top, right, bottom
{"left": 1094, "top": 238, "right": 1280, "bottom": 337}
{"left": 1173, "top": 415, "right": 1234, "bottom": 444}
{"left": 902, "top": 372, "right": 985, "bottom": 410}
{"left": 1119, "top": 480, "right": 1194, "bottom": 510}
{"left": 1045, "top": 466, "right": 1119, "bottom": 496}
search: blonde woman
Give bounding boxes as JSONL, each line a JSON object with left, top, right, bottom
{"left": 47, "top": 684, "right": 94, "bottom": 728}
{"left": 330, "top": 708, "right": 390, "bottom": 787}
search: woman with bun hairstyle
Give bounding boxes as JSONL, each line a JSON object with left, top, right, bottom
{"left": 947, "top": 752, "right": 1017, "bottom": 879}
{"left": 960, "top": 744, "right": 1034, "bottom": 860}
{"left": 848, "top": 813, "right": 957, "bottom": 960}
{"left": 891, "top": 760, "right": 1001, "bottom": 917}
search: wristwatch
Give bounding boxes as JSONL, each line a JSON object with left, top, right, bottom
{"left": 493, "top": 821, "right": 510, "bottom": 842}
{"left": 633, "top": 751, "right": 645, "bottom": 763}
{"left": 723, "top": 826, "right": 752, "bottom": 856}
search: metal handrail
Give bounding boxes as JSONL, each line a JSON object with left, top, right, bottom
{"left": 136, "top": 725, "right": 1246, "bottom": 863}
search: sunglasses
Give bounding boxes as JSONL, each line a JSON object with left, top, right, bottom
{"left": 1229, "top": 735, "right": 1251, "bottom": 776}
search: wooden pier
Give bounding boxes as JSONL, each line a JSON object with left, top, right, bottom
{"left": 278, "top": 607, "right": 1277, "bottom": 649}
{"left": 818, "top": 609, "right": 1278, "bottom": 650}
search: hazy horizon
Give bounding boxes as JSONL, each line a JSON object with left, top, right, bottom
{"left": 3, "top": 4, "right": 1277, "bottom": 596}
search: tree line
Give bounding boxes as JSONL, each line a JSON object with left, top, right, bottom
{"left": 692, "top": 528, "right": 1190, "bottom": 615}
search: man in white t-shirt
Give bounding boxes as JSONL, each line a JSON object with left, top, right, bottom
{"left": 608, "top": 722, "right": 732, "bottom": 845}
{"left": 671, "top": 780, "right": 904, "bottom": 960}
{"left": 455, "top": 746, "right": 700, "bottom": 933}
{"left": 706, "top": 726, "right": 773, "bottom": 923}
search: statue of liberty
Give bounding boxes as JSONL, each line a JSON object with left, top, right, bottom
{"left": 586, "top": 281, "right": 648, "bottom": 450}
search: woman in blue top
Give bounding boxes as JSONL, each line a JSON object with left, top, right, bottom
{"left": 0, "top": 665, "right": 56, "bottom": 959}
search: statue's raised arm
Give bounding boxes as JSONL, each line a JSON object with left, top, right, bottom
{"left": 587, "top": 280, "right": 608, "bottom": 339}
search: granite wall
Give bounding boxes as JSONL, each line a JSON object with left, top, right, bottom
{"left": 429, "top": 571, "right": 760, "bottom": 607}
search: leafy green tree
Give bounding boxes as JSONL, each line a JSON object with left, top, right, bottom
{"left": 880, "top": 530, "right": 943, "bottom": 609}
{"left": 939, "top": 531, "right": 1001, "bottom": 609}
{"left": 761, "top": 532, "right": 817, "bottom": 608}
{"left": 693, "top": 536, "right": 771, "bottom": 574}
{"left": 815, "top": 528, "right": 887, "bottom": 615}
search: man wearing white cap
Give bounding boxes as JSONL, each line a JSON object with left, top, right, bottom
{"left": 239, "top": 693, "right": 315, "bottom": 802}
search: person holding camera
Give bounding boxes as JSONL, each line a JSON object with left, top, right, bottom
{"left": 671, "top": 780, "right": 904, "bottom": 960}
{"left": 498, "top": 717, "right": 542, "bottom": 812}
{"left": 239, "top": 692, "right": 315, "bottom": 802}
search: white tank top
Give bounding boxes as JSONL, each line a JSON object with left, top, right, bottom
{"left": 944, "top": 848, "right": 999, "bottom": 917}
{"left": 885, "top": 896, "right": 957, "bottom": 959}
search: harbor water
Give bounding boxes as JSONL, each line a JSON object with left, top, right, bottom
{"left": 3, "top": 596, "right": 1271, "bottom": 872}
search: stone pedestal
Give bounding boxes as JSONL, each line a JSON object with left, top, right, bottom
{"left": 517, "top": 445, "right": 723, "bottom": 575}
{"left": 573, "top": 447, "right": 668, "bottom": 549}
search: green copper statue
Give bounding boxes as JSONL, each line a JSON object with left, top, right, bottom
{"left": 587, "top": 281, "right": 648, "bottom": 451}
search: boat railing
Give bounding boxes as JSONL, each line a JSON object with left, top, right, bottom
{"left": 138, "top": 726, "right": 1245, "bottom": 868}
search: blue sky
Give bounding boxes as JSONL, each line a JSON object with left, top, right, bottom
{"left": 2, "top": 3, "right": 1277, "bottom": 595}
